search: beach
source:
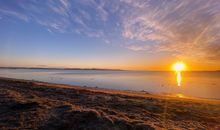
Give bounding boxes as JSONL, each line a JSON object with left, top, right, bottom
{"left": 0, "top": 77, "right": 219, "bottom": 130}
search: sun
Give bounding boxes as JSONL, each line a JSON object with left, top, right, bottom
{"left": 173, "top": 62, "right": 185, "bottom": 72}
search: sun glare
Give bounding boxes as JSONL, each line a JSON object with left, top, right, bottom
{"left": 173, "top": 62, "right": 185, "bottom": 72}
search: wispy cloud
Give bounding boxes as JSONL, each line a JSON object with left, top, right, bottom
{"left": 121, "top": 0, "right": 220, "bottom": 62}
{"left": 127, "top": 44, "right": 150, "bottom": 51}
{"left": 0, "top": 0, "right": 109, "bottom": 37}
{"left": 59, "top": 0, "right": 70, "bottom": 9}
{"left": 79, "top": 0, "right": 109, "bottom": 21}
{"left": 1, "top": 0, "right": 220, "bottom": 63}
{"left": 0, "top": 8, "right": 29, "bottom": 22}
{"left": 120, "top": 0, "right": 150, "bottom": 8}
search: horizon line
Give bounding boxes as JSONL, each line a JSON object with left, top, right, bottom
{"left": 0, "top": 66, "right": 219, "bottom": 72}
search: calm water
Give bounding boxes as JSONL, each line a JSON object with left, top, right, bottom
{"left": 0, "top": 69, "right": 220, "bottom": 99}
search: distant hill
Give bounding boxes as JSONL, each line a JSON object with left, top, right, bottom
{"left": 0, "top": 67, "right": 124, "bottom": 71}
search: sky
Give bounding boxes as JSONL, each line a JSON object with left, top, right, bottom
{"left": 0, "top": 0, "right": 220, "bottom": 71}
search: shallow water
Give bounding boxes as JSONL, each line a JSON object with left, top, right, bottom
{"left": 0, "top": 69, "right": 219, "bottom": 99}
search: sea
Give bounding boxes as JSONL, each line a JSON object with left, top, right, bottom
{"left": 0, "top": 68, "right": 219, "bottom": 100}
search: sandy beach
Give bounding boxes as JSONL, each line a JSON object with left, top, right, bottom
{"left": 0, "top": 77, "right": 219, "bottom": 130}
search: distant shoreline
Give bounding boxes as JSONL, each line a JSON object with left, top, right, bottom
{"left": 0, "top": 67, "right": 124, "bottom": 71}
{"left": 0, "top": 67, "right": 220, "bottom": 72}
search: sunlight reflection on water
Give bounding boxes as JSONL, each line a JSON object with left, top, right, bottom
{"left": 0, "top": 69, "right": 220, "bottom": 99}
{"left": 177, "top": 72, "right": 181, "bottom": 87}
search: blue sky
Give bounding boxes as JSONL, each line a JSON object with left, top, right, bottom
{"left": 0, "top": 0, "right": 220, "bottom": 70}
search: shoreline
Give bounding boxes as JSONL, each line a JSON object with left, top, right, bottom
{"left": 0, "top": 77, "right": 220, "bottom": 129}
{"left": 1, "top": 76, "right": 219, "bottom": 102}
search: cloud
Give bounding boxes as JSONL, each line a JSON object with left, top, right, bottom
{"left": 1, "top": 0, "right": 220, "bottom": 63}
{"left": 59, "top": 0, "right": 70, "bottom": 9}
{"left": 121, "top": 0, "right": 220, "bottom": 62}
{"left": 47, "top": 29, "right": 52, "bottom": 33}
{"left": 94, "top": 0, "right": 108, "bottom": 21}
{"left": 0, "top": 0, "right": 110, "bottom": 37}
{"left": 127, "top": 45, "right": 150, "bottom": 51}
{"left": 120, "top": 0, "right": 150, "bottom": 8}
{"left": 0, "top": 8, "right": 29, "bottom": 22}
{"left": 79, "top": 0, "right": 109, "bottom": 21}
{"left": 104, "top": 39, "right": 110, "bottom": 44}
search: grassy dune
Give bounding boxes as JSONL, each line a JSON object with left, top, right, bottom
{"left": 0, "top": 77, "right": 219, "bottom": 130}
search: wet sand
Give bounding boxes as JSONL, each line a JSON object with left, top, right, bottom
{"left": 0, "top": 77, "right": 219, "bottom": 130}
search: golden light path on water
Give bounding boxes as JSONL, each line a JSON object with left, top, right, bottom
{"left": 173, "top": 62, "right": 185, "bottom": 87}
{"left": 177, "top": 71, "right": 181, "bottom": 86}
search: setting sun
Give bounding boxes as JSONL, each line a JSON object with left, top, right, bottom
{"left": 173, "top": 62, "right": 186, "bottom": 72}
